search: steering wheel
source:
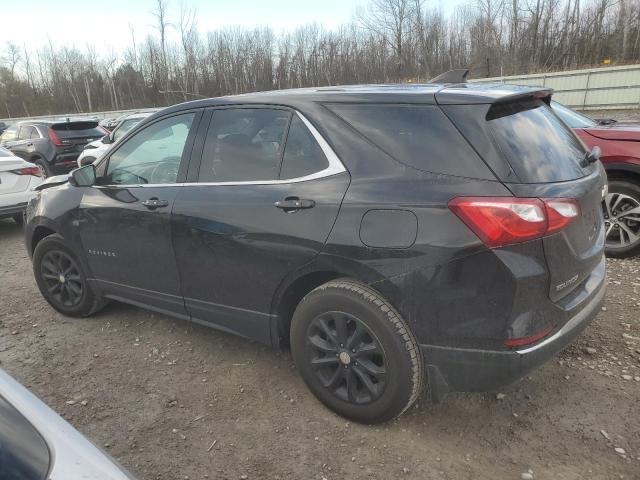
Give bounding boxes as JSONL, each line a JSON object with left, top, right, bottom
{"left": 150, "top": 156, "right": 181, "bottom": 184}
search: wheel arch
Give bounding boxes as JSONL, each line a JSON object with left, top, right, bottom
{"left": 603, "top": 161, "right": 640, "bottom": 185}
{"left": 30, "top": 224, "right": 58, "bottom": 255}
{"left": 271, "top": 270, "right": 347, "bottom": 349}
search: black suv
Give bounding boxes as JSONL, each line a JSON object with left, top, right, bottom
{"left": 0, "top": 120, "right": 107, "bottom": 176}
{"left": 25, "top": 82, "right": 607, "bottom": 423}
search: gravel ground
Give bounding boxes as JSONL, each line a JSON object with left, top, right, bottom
{"left": 584, "top": 109, "right": 640, "bottom": 123}
{"left": 1, "top": 219, "right": 639, "bottom": 480}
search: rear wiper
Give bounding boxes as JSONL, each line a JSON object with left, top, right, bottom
{"left": 584, "top": 146, "right": 601, "bottom": 166}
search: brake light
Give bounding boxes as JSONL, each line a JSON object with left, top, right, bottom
{"left": 47, "top": 127, "right": 65, "bottom": 146}
{"left": 448, "top": 196, "right": 580, "bottom": 248}
{"left": 544, "top": 199, "right": 580, "bottom": 234}
{"left": 12, "top": 166, "right": 42, "bottom": 177}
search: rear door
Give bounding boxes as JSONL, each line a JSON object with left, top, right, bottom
{"left": 171, "top": 107, "right": 349, "bottom": 343}
{"left": 477, "top": 99, "right": 605, "bottom": 302}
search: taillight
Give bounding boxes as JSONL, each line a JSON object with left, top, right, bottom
{"left": 544, "top": 198, "right": 580, "bottom": 235}
{"left": 448, "top": 196, "right": 580, "bottom": 248}
{"left": 12, "top": 166, "right": 42, "bottom": 177}
{"left": 48, "top": 127, "right": 64, "bottom": 146}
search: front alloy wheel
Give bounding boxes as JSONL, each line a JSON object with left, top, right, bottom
{"left": 40, "top": 250, "right": 84, "bottom": 308}
{"left": 602, "top": 179, "right": 640, "bottom": 257}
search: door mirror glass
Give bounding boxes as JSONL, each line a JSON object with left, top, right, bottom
{"left": 70, "top": 164, "right": 96, "bottom": 187}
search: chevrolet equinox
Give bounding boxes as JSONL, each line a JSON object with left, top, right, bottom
{"left": 25, "top": 79, "right": 607, "bottom": 423}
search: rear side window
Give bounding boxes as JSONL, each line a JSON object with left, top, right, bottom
{"left": 325, "top": 103, "right": 492, "bottom": 179}
{"left": 280, "top": 116, "right": 329, "bottom": 179}
{"left": 18, "top": 126, "right": 36, "bottom": 140}
{"left": 198, "top": 108, "right": 290, "bottom": 183}
{"left": 488, "top": 99, "right": 588, "bottom": 183}
{"left": 51, "top": 121, "right": 105, "bottom": 139}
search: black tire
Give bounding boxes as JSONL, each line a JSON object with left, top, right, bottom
{"left": 33, "top": 234, "right": 104, "bottom": 317}
{"left": 290, "top": 279, "right": 424, "bottom": 423}
{"left": 12, "top": 214, "right": 24, "bottom": 226}
{"left": 603, "top": 179, "right": 640, "bottom": 258}
{"left": 34, "top": 158, "right": 51, "bottom": 178}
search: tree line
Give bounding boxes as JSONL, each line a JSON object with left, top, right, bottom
{"left": 1, "top": 0, "right": 640, "bottom": 118}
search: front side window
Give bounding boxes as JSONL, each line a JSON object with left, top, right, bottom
{"left": 104, "top": 113, "right": 195, "bottom": 185}
{"left": 1, "top": 126, "right": 17, "bottom": 142}
{"left": 198, "top": 108, "right": 290, "bottom": 182}
{"left": 280, "top": 116, "right": 329, "bottom": 179}
{"left": 113, "top": 118, "right": 142, "bottom": 142}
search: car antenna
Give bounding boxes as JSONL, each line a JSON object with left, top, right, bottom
{"left": 429, "top": 69, "right": 470, "bottom": 84}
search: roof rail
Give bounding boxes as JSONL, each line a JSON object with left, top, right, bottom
{"left": 429, "top": 69, "right": 469, "bottom": 84}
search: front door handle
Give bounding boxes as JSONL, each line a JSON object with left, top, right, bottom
{"left": 142, "top": 198, "right": 169, "bottom": 210}
{"left": 274, "top": 197, "right": 315, "bottom": 213}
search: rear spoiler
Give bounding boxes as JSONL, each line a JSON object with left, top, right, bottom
{"left": 50, "top": 120, "right": 100, "bottom": 131}
{"left": 430, "top": 69, "right": 553, "bottom": 106}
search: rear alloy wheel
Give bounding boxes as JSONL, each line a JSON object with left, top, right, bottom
{"left": 33, "top": 234, "right": 104, "bottom": 317}
{"left": 291, "top": 279, "right": 424, "bottom": 423}
{"left": 603, "top": 179, "right": 640, "bottom": 258}
{"left": 34, "top": 159, "right": 51, "bottom": 178}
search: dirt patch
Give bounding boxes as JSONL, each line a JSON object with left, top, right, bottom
{"left": 1, "top": 219, "right": 639, "bottom": 480}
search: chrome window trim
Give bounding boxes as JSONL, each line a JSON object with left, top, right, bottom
{"left": 97, "top": 111, "right": 347, "bottom": 188}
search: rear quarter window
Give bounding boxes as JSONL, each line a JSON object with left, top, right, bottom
{"left": 488, "top": 99, "right": 590, "bottom": 183}
{"left": 325, "top": 103, "right": 493, "bottom": 179}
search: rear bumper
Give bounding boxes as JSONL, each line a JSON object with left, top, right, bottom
{"left": 0, "top": 202, "right": 28, "bottom": 218}
{"left": 421, "top": 265, "right": 606, "bottom": 400}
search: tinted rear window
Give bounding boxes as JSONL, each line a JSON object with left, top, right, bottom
{"left": 51, "top": 122, "right": 104, "bottom": 138}
{"left": 326, "top": 104, "right": 492, "bottom": 179}
{"left": 488, "top": 99, "right": 589, "bottom": 183}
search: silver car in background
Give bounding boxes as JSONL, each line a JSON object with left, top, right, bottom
{"left": 77, "top": 111, "right": 158, "bottom": 167}
{"left": 0, "top": 369, "right": 135, "bottom": 480}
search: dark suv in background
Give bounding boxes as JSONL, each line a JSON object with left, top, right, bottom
{"left": 26, "top": 81, "right": 606, "bottom": 423}
{"left": 0, "top": 120, "right": 107, "bottom": 177}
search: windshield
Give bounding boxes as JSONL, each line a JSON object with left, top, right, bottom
{"left": 113, "top": 118, "right": 143, "bottom": 142}
{"left": 488, "top": 99, "right": 589, "bottom": 183}
{"left": 550, "top": 101, "right": 597, "bottom": 128}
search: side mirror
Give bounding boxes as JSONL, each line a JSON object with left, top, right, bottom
{"left": 101, "top": 134, "right": 113, "bottom": 145}
{"left": 69, "top": 164, "right": 96, "bottom": 187}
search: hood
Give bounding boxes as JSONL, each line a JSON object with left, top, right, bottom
{"left": 584, "top": 123, "right": 640, "bottom": 142}
{"left": 34, "top": 174, "right": 69, "bottom": 191}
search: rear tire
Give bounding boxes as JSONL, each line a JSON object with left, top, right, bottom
{"left": 290, "top": 279, "right": 424, "bottom": 423}
{"left": 33, "top": 234, "right": 104, "bottom": 317}
{"left": 603, "top": 179, "right": 640, "bottom": 258}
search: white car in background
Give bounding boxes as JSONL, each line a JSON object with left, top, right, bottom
{"left": 77, "top": 111, "right": 157, "bottom": 167}
{"left": 0, "top": 146, "right": 43, "bottom": 225}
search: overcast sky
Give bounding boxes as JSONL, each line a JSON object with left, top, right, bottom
{"left": 1, "top": 0, "right": 463, "bottom": 54}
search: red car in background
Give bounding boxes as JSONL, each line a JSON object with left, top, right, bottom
{"left": 552, "top": 101, "right": 640, "bottom": 258}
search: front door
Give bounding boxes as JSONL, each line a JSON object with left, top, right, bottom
{"left": 171, "top": 108, "right": 350, "bottom": 343}
{"left": 77, "top": 111, "right": 201, "bottom": 317}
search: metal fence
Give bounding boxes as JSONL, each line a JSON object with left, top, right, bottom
{"left": 0, "top": 107, "right": 161, "bottom": 126}
{"left": 2, "top": 64, "right": 640, "bottom": 124}
{"left": 471, "top": 64, "right": 640, "bottom": 110}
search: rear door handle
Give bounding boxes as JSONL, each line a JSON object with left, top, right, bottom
{"left": 142, "top": 198, "right": 169, "bottom": 210}
{"left": 274, "top": 197, "right": 315, "bottom": 212}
